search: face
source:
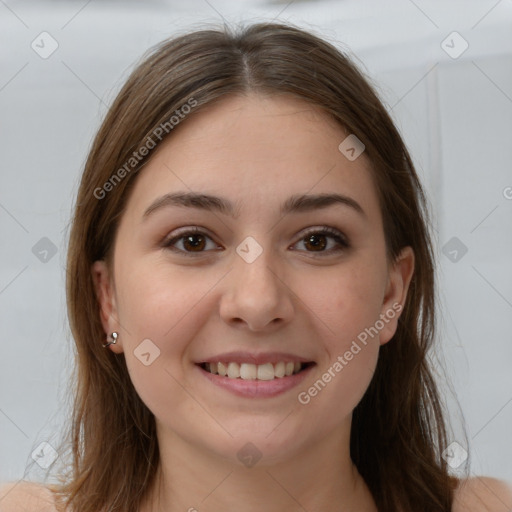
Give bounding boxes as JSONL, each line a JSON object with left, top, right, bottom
{"left": 93, "top": 93, "right": 414, "bottom": 467}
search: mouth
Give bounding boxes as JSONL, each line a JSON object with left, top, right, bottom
{"left": 196, "top": 361, "right": 316, "bottom": 380}
{"left": 194, "top": 350, "right": 317, "bottom": 398}
{"left": 195, "top": 360, "right": 316, "bottom": 398}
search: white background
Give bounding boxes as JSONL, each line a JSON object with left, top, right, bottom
{"left": 0, "top": 0, "right": 511, "bottom": 486}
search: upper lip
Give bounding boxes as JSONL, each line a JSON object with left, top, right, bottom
{"left": 196, "top": 351, "right": 315, "bottom": 366}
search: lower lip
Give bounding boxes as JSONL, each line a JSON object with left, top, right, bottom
{"left": 195, "top": 363, "right": 315, "bottom": 398}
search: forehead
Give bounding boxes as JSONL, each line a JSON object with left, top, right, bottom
{"left": 125, "top": 93, "right": 380, "bottom": 221}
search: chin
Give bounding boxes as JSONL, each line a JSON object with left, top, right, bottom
{"left": 207, "top": 420, "right": 317, "bottom": 467}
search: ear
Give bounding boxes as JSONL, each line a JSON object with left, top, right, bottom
{"left": 379, "top": 246, "right": 415, "bottom": 346}
{"left": 91, "top": 260, "right": 124, "bottom": 353}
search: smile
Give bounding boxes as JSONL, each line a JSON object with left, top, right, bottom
{"left": 195, "top": 361, "right": 316, "bottom": 398}
{"left": 199, "top": 361, "right": 314, "bottom": 380}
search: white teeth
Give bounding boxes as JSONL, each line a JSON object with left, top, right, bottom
{"left": 203, "top": 361, "right": 305, "bottom": 380}
{"left": 240, "top": 363, "right": 257, "bottom": 380}
{"left": 227, "top": 362, "right": 240, "bottom": 378}
{"left": 217, "top": 362, "right": 227, "bottom": 376}
{"left": 274, "top": 361, "right": 285, "bottom": 378}
{"left": 257, "top": 363, "right": 275, "bottom": 381}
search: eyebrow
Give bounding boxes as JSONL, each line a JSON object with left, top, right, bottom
{"left": 142, "top": 191, "right": 366, "bottom": 219}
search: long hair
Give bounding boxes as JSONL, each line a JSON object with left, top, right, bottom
{"left": 53, "top": 21, "right": 465, "bottom": 511}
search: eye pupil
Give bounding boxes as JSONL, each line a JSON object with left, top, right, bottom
{"left": 184, "top": 235, "right": 205, "bottom": 251}
{"left": 305, "top": 234, "right": 327, "bottom": 251}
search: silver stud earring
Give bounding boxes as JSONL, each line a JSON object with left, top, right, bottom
{"left": 103, "top": 332, "right": 118, "bottom": 348}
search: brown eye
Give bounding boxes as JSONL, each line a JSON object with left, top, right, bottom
{"left": 303, "top": 233, "right": 328, "bottom": 251}
{"left": 181, "top": 234, "right": 207, "bottom": 252}
{"left": 163, "top": 228, "right": 219, "bottom": 256}
{"left": 293, "top": 227, "right": 349, "bottom": 255}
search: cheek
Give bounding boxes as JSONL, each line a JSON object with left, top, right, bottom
{"left": 115, "top": 256, "right": 217, "bottom": 340}
{"left": 301, "top": 259, "right": 386, "bottom": 346}
{"left": 296, "top": 342, "right": 378, "bottom": 429}
{"left": 292, "top": 260, "right": 384, "bottom": 412}
{"left": 112, "top": 260, "right": 223, "bottom": 411}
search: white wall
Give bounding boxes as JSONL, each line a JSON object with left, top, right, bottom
{"left": 1, "top": 0, "right": 511, "bottom": 486}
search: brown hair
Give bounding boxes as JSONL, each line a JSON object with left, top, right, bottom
{"left": 52, "top": 20, "right": 467, "bottom": 511}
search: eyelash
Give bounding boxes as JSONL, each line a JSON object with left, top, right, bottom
{"left": 161, "top": 226, "right": 350, "bottom": 257}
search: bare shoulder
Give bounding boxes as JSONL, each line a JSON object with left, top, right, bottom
{"left": 452, "top": 476, "right": 512, "bottom": 512}
{"left": 0, "top": 481, "right": 58, "bottom": 512}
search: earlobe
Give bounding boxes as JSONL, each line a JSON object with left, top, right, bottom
{"left": 91, "top": 260, "right": 122, "bottom": 351}
{"left": 379, "top": 246, "right": 415, "bottom": 345}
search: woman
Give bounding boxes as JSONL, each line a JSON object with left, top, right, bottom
{"left": 2, "top": 21, "right": 511, "bottom": 512}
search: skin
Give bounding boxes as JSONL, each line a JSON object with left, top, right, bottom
{"left": 92, "top": 93, "right": 415, "bottom": 512}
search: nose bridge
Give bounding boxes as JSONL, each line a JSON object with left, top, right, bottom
{"left": 233, "top": 235, "right": 281, "bottom": 294}
{"left": 219, "top": 234, "right": 294, "bottom": 330}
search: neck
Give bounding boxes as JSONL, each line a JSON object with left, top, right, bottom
{"left": 140, "top": 421, "right": 377, "bottom": 512}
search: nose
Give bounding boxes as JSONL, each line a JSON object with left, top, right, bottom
{"left": 219, "top": 246, "right": 295, "bottom": 332}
